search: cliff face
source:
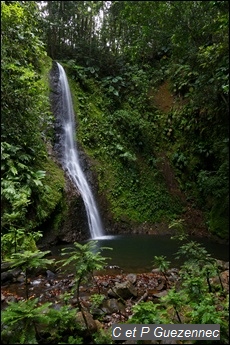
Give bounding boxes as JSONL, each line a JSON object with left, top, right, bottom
{"left": 38, "top": 62, "right": 91, "bottom": 247}
{"left": 44, "top": 62, "right": 131, "bottom": 245}
{"left": 39, "top": 66, "right": 226, "bottom": 248}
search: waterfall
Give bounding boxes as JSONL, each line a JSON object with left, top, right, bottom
{"left": 56, "top": 62, "right": 104, "bottom": 239}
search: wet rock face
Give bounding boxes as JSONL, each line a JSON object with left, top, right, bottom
{"left": 48, "top": 62, "right": 115, "bottom": 242}
{"left": 37, "top": 176, "right": 91, "bottom": 248}
{"left": 59, "top": 175, "right": 91, "bottom": 243}
{"left": 46, "top": 62, "right": 99, "bottom": 245}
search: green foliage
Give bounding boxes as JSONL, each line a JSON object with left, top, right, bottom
{"left": 1, "top": 238, "right": 228, "bottom": 344}
{"left": 92, "top": 0, "right": 229, "bottom": 239}
{"left": 161, "top": 287, "right": 186, "bottom": 323}
{"left": 170, "top": 64, "right": 199, "bottom": 96}
{"left": 101, "top": 75, "right": 123, "bottom": 97}
{"left": 1, "top": 1, "right": 62, "bottom": 258}
{"left": 1, "top": 229, "right": 42, "bottom": 261}
{"left": 92, "top": 328, "right": 114, "bottom": 344}
{"left": 1, "top": 142, "right": 46, "bottom": 202}
{"left": 7, "top": 250, "right": 54, "bottom": 300}
{"left": 34, "top": 157, "right": 65, "bottom": 226}
{"left": 2, "top": 241, "right": 111, "bottom": 344}
{"left": 1, "top": 0, "right": 228, "bottom": 281}
{"left": 197, "top": 162, "right": 229, "bottom": 200}
{"left": 153, "top": 255, "right": 170, "bottom": 273}
{"left": 175, "top": 237, "right": 225, "bottom": 296}
{"left": 89, "top": 294, "right": 106, "bottom": 313}
{"left": 209, "top": 199, "right": 229, "bottom": 238}
{"left": 42, "top": 0, "right": 228, "bottom": 241}
{"left": 1, "top": 146, "right": 65, "bottom": 259}
{"left": 66, "top": 60, "right": 100, "bottom": 91}
{"left": 1, "top": 141, "right": 47, "bottom": 258}
{"left": 169, "top": 218, "right": 187, "bottom": 241}
{"left": 196, "top": 159, "right": 229, "bottom": 238}
{"left": 180, "top": 266, "right": 210, "bottom": 302}
{"left": 160, "top": 2, "right": 229, "bottom": 239}
{"left": 152, "top": 255, "right": 170, "bottom": 282}
{"left": 56, "top": 241, "right": 112, "bottom": 337}
{"left": 129, "top": 240, "right": 229, "bottom": 343}
{"left": 67, "top": 69, "right": 183, "bottom": 225}
{"left": 106, "top": 109, "right": 148, "bottom": 153}
{"left": 45, "top": 306, "right": 82, "bottom": 344}
{"left": 1, "top": 298, "right": 52, "bottom": 344}
{"left": 61, "top": 336, "right": 84, "bottom": 344}
{"left": 175, "top": 240, "right": 214, "bottom": 264}
{"left": 8, "top": 249, "right": 54, "bottom": 272}
{"left": 103, "top": 160, "right": 182, "bottom": 224}
{"left": 1, "top": 139, "right": 66, "bottom": 258}
{"left": 187, "top": 293, "right": 228, "bottom": 324}
{"left": 58, "top": 241, "right": 111, "bottom": 279}
{"left": 58, "top": 240, "right": 111, "bottom": 324}
{"left": 1, "top": 2, "right": 229, "bottom": 342}
{"left": 129, "top": 301, "right": 168, "bottom": 324}
{"left": 1, "top": 0, "right": 48, "bottom": 152}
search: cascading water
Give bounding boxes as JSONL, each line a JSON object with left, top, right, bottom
{"left": 56, "top": 62, "right": 104, "bottom": 239}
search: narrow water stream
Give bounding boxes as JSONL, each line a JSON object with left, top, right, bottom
{"left": 57, "top": 62, "right": 104, "bottom": 239}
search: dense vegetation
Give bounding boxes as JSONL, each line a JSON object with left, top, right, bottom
{"left": 1, "top": 235, "right": 229, "bottom": 344}
{"left": 1, "top": 1, "right": 229, "bottom": 249}
{"left": 43, "top": 0, "right": 229, "bottom": 238}
{"left": 1, "top": 1, "right": 66, "bottom": 259}
{"left": 1, "top": 1, "right": 229, "bottom": 343}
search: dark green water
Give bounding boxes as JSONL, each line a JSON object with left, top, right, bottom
{"left": 2, "top": 234, "right": 228, "bottom": 303}
{"left": 50, "top": 234, "right": 229, "bottom": 274}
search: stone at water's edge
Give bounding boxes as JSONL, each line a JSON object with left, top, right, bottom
{"left": 1, "top": 271, "right": 14, "bottom": 284}
{"left": 215, "top": 259, "right": 229, "bottom": 271}
{"left": 108, "top": 280, "right": 137, "bottom": 299}
{"left": 126, "top": 273, "right": 137, "bottom": 284}
{"left": 153, "top": 290, "right": 168, "bottom": 298}
{"left": 102, "top": 298, "right": 126, "bottom": 314}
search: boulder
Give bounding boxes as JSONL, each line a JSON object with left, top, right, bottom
{"left": 108, "top": 280, "right": 137, "bottom": 299}
{"left": 215, "top": 260, "right": 229, "bottom": 271}
{"left": 220, "top": 270, "right": 229, "bottom": 290}
{"left": 210, "top": 270, "right": 229, "bottom": 291}
{"left": 102, "top": 298, "right": 126, "bottom": 314}
{"left": 126, "top": 273, "right": 137, "bottom": 284}
{"left": 1, "top": 271, "right": 14, "bottom": 284}
{"left": 152, "top": 290, "right": 168, "bottom": 298}
{"left": 75, "top": 311, "right": 98, "bottom": 334}
{"left": 1, "top": 262, "right": 11, "bottom": 272}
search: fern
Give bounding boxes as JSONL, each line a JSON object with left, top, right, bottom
{"left": 1, "top": 298, "right": 51, "bottom": 344}
{"left": 7, "top": 250, "right": 54, "bottom": 299}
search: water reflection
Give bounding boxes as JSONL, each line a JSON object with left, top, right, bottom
{"left": 50, "top": 234, "right": 229, "bottom": 274}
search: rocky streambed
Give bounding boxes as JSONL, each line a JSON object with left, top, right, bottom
{"left": 1, "top": 260, "right": 229, "bottom": 333}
